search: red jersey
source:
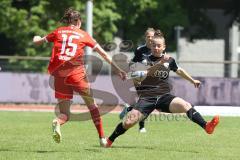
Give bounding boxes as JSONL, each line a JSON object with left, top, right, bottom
{"left": 45, "top": 26, "right": 97, "bottom": 77}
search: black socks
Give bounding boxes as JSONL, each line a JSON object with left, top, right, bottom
{"left": 109, "top": 122, "right": 127, "bottom": 142}
{"left": 139, "top": 120, "right": 145, "bottom": 129}
{"left": 187, "top": 107, "right": 207, "bottom": 128}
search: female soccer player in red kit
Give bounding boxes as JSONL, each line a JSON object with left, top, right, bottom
{"left": 33, "top": 8, "right": 126, "bottom": 146}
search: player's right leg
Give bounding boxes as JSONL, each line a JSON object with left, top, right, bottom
{"left": 104, "top": 97, "right": 155, "bottom": 147}
{"left": 104, "top": 109, "right": 144, "bottom": 147}
{"left": 119, "top": 104, "right": 147, "bottom": 132}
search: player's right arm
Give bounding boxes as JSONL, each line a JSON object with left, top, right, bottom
{"left": 33, "top": 36, "right": 46, "bottom": 45}
{"left": 33, "top": 29, "right": 56, "bottom": 45}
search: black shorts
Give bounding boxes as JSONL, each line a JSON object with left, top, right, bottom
{"left": 132, "top": 94, "right": 176, "bottom": 118}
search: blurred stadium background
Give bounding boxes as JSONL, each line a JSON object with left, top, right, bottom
{"left": 0, "top": 0, "right": 240, "bottom": 159}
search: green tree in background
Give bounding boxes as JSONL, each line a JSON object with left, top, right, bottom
{"left": 115, "top": 0, "right": 189, "bottom": 51}
{"left": 0, "top": 0, "right": 121, "bottom": 71}
{"left": 224, "top": 0, "right": 240, "bottom": 24}
{"left": 1, "top": 0, "right": 238, "bottom": 72}
{"left": 0, "top": 0, "right": 121, "bottom": 56}
{"left": 0, "top": 1, "right": 45, "bottom": 71}
{"left": 180, "top": 0, "right": 216, "bottom": 40}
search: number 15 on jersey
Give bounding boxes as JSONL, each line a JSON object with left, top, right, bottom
{"left": 59, "top": 34, "right": 80, "bottom": 60}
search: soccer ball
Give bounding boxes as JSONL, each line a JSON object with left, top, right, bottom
{"left": 127, "top": 70, "right": 147, "bottom": 82}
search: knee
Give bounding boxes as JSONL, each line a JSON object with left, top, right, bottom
{"left": 59, "top": 113, "right": 69, "bottom": 122}
{"left": 58, "top": 99, "right": 71, "bottom": 106}
{"left": 56, "top": 99, "right": 72, "bottom": 117}
{"left": 123, "top": 120, "right": 135, "bottom": 129}
{"left": 123, "top": 116, "right": 139, "bottom": 129}
{"left": 183, "top": 102, "right": 192, "bottom": 112}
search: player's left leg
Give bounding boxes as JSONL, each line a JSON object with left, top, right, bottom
{"left": 52, "top": 99, "right": 71, "bottom": 143}
{"left": 80, "top": 88, "right": 105, "bottom": 137}
{"left": 79, "top": 88, "right": 108, "bottom": 146}
{"left": 70, "top": 74, "right": 106, "bottom": 146}
{"left": 169, "top": 97, "right": 219, "bottom": 134}
{"left": 139, "top": 120, "right": 146, "bottom": 133}
{"left": 52, "top": 76, "right": 73, "bottom": 143}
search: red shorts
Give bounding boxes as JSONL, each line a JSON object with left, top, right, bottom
{"left": 54, "top": 74, "right": 90, "bottom": 99}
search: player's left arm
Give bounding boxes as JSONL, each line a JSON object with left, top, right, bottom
{"left": 94, "top": 44, "right": 127, "bottom": 80}
{"left": 176, "top": 68, "right": 201, "bottom": 88}
{"left": 84, "top": 32, "right": 127, "bottom": 80}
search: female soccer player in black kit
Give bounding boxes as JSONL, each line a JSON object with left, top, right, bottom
{"left": 104, "top": 30, "right": 219, "bottom": 147}
{"left": 120, "top": 28, "right": 168, "bottom": 133}
{"left": 120, "top": 28, "right": 156, "bottom": 133}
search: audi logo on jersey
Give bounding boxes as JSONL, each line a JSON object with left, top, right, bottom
{"left": 154, "top": 70, "right": 169, "bottom": 79}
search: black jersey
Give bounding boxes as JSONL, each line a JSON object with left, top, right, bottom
{"left": 136, "top": 55, "right": 178, "bottom": 97}
{"left": 132, "top": 44, "right": 151, "bottom": 62}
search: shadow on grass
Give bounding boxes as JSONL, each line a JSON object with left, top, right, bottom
{"left": 92, "top": 145, "right": 200, "bottom": 154}
{"left": 84, "top": 148, "right": 103, "bottom": 153}
{"left": 0, "top": 146, "right": 200, "bottom": 154}
{"left": 0, "top": 148, "right": 78, "bottom": 153}
{"left": 0, "top": 148, "right": 105, "bottom": 154}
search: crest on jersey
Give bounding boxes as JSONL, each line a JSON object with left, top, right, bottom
{"left": 163, "top": 62, "right": 169, "bottom": 69}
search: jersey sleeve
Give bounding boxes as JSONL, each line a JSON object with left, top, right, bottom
{"left": 169, "top": 58, "right": 179, "bottom": 72}
{"left": 132, "top": 48, "right": 143, "bottom": 62}
{"left": 84, "top": 32, "right": 97, "bottom": 48}
{"left": 45, "top": 29, "right": 57, "bottom": 42}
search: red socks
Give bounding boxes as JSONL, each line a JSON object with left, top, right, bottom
{"left": 88, "top": 104, "right": 104, "bottom": 138}
{"left": 54, "top": 104, "right": 104, "bottom": 138}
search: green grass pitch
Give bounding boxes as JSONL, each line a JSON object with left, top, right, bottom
{"left": 0, "top": 111, "right": 239, "bottom": 160}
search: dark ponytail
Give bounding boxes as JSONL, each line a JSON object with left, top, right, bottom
{"left": 60, "top": 7, "right": 81, "bottom": 25}
{"left": 154, "top": 29, "right": 164, "bottom": 37}
{"left": 153, "top": 29, "right": 166, "bottom": 48}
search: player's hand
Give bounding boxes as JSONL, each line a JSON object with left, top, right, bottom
{"left": 193, "top": 80, "right": 201, "bottom": 88}
{"left": 33, "top": 35, "right": 41, "bottom": 42}
{"left": 118, "top": 70, "right": 127, "bottom": 80}
{"left": 33, "top": 36, "right": 43, "bottom": 45}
